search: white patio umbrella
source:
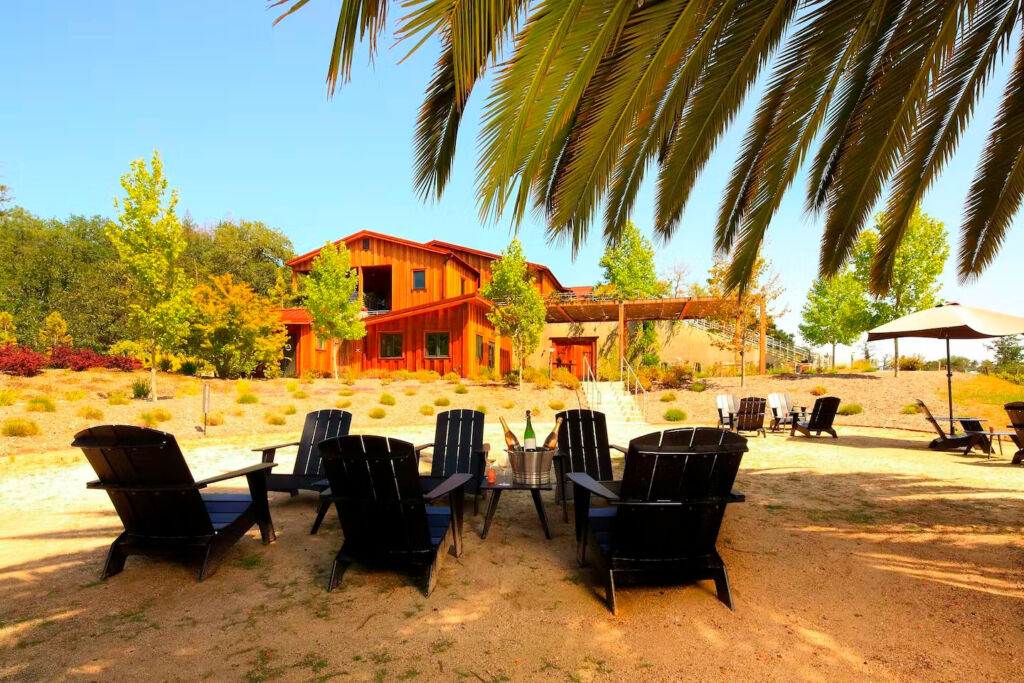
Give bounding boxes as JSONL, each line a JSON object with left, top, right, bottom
{"left": 867, "top": 303, "right": 1024, "bottom": 433}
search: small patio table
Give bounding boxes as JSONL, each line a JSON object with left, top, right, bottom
{"left": 479, "top": 472, "right": 552, "bottom": 540}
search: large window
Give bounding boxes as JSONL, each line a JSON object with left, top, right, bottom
{"left": 426, "top": 332, "right": 450, "bottom": 358}
{"left": 487, "top": 342, "right": 495, "bottom": 369}
{"left": 412, "top": 269, "right": 426, "bottom": 290}
{"left": 380, "top": 333, "right": 402, "bottom": 359}
{"left": 475, "top": 335, "right": 483, "bottom": 362}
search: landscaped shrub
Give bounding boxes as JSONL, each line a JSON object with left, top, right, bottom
{"left": 522, "top": 367, "right": 546, "bottom": 384}
{"left": 898, "top": 355, "right": 925, "bottom": 371}
{"left": 178, "top": 359, "right": 201, "bottom": 376}
{"left": 548, "top": 400, "right": 565, "bottom": 411}
{"left": 206, "top": 412, "right": 224, "bottom": 426}
{"left": 338, "top": 368, "right": 357, "bottom": 384}
{"left": 453, "top": 384, "right": 468, "bottom": 394}
{"left": 442, "top": 371, "right": 460, "bottom": 384}
{"left": 837, "top": 404, "right": 863, "bottom": 416}
{"left": 286, "top": 379, "right": 299, "bottom": 392}
{"left": 131, "top": 378, "right": 151, "bottom": 399}
{"left": 107, "top": 391, "right": 130, "bottom": 405}
{"left": 63, "top": 390, "right": 86, "bottom": 401}
{"left": 475, "top": 405, "right": 487, "bottom": 414}
{"left": 901, "top": 403, "right": 920, "bottom": 415}
{"left": 380, "top": 393, "right": 396, "bottom": 406}
{"left": 810, "top": 385, "right": 827, "bottom": 396}
{"left": 0, "top": 346, "right": 46, "bottom": 377}
{"left": 531, "top": 374, "right": 552, "bottom": 390}
{"left": 140, "top": 408, "right": 172, "bottom": 426}
{"left": 404, "top": 389, "right": 417, "bottom": 396}
{"left": 531, "top": 406, "right": 543, "bottom": 417}
{"left": 26, "top": 396, "right": 56, "bottom": 413}
{"left": 635, "top": 365, "right": 660, "bottom": 390}
{"left": 265, "top": 413, "right": 286, "bottom": 426}
{"left": 688, "top": 381, "right": 707, "bottom": 393}
{"left": 502, "top": 400, "right": 515, "bottom": 409}
{"left": 338, "top": 387, "right": 354, "bottom": 397}
{"left": 419, "top": 405, "right": 434, "bottom": 416}
{"left": 502, "top": 371, "right": 520, "bottom": 386}
{"left": 391, "top": 369, "right": 413, "bottom": 382}
{"left": 664, "top": 408, "right": 686, "bottom": 422}
{"left": 157, "top": 357, "right": 174, "bottom": 372}
{"left": 292, "top": 390, "right": 308, "bottom": 399}
{"left": 336, "top": 399, "right": 352, "bottom": 409}
{"left": 77, "top": 406, "right": 103, "bottom": 420}
{"left": 369, "top": 407, "right": 386, "bottom": 419}
{"left": 551, "top": 367, "right": 580, "bottom": 390}
{"left": 660, "top": 392, "right": 676, "bottom": 402}
{"left": 660, "top": 363, "right": 693, "bottom": 388}
{"left": 47, "top": 346, "right": 141, "bottom": 372}
{"left": 434, "top": 397, "right": 450, "bottom": 407}
{"left": 416, "top": 369, "right": 441, "bottom": 383}
{"left": 0, "top": 388, "right": 19, "bottom": 406}
{"left": 2, "top": 418, "right": 39, "bottom": 437}
{"left": 281, "top": 404, "right": 297, "bottom": 415}
{"left": 237, "top": 393, "right": 258, "bottom": 404}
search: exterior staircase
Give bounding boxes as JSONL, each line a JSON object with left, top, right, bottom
{"left": 581, "top": 381, "right": 645, "bottom": 423}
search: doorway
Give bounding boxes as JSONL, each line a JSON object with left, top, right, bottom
{"left": 362, "top": 266, "right": 392, "bottom": 313}
{"left": 550, "top": 337, "right": 598, "bottom": 380}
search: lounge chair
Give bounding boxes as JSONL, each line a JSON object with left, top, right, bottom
{"left": 790, "top": 396, "right": 840, "bottom": 438}
{"left": 552, "top": 409, "right": 627, "bottom": 522}
{"left": 74, "top": 425, "right": 276, "bottom": 580}
{"left": 569, "top": 427, "right": 747, "bottom": 613}
{"left": 915, "top": 400, "right": 985, "bottom": 455}
{"left": 1006, "top": 402, "right": 1024, "bottom": 464}
{"left": 318, "top": 435, "right": 471, "bottom": 595}
{"left": 732, "top": 397, "right": 767, "bottom": 438}
{"left": 768, "top": 393, "right": 804, "bottom": 432}
{"left": 716, "top": 394, "right": 739, "bottom": 429}
{"left": 415, "top": 409, "right": 489, "bottom": 516}
{"left": 255, "top": 409, "right": 352, "bottom": 535}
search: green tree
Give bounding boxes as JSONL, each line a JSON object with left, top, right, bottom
{"left": 304, "top": 242, "right": 365, "bottom": 379}
{"left": 189, "top": 274, "right": 289, "bottom": 378}
{"left": 798, "top": 272, "right": 870, "bottom": 369}
{"left": 852, "top": 208, "right": 948, "bottom": 376}
{"left": 481, "top": 239, "right": 546, "bottom": 390}
{"left": 182, "top": 219, "right": 295, "bottom": 295}
{"left": 987, "top": 335, "right": 1023, "bottom": 369}
{"left": 276, "top": 0, "right": 1024, "bottom": 293}
{"left": 106, "top": 152, "right": 192, "bottom": 400}
{"left": 0, "top": 312, "right": 15, "bottom": 347}
{"left": 38, "top": 311, "right": 72, "bottom": 351}
{"left": 595, "top": 222, "right": 668, "bottom": 366}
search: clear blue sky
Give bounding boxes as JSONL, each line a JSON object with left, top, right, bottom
{"left": 3, "top": 1, "right": 1022, "bottom": 361}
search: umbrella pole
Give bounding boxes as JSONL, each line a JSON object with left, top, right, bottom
{"left": 946, "top": 338, "right": 955, "bottom": 435}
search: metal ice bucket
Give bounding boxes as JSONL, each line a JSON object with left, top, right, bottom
{"left": 506, "top": 447, "right": 555, "bottom": 486}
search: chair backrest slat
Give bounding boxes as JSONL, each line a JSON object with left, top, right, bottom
{"left": 613, "top": 428, "right": 747, "bottom": 559}
{"left": 808, "top": 397, "right": 841, "bottom": 430}
{"left": 734, "top": 397, "right": 766, "bottom": 431}
{"left": 1005, "top": 402, "right": 1024, "bottom": 447}
{"left": 296, "top": 410, "right": 352, "bottom": 477}
{"left": 429, "top": 410, "right": 485, "bottom": 478}
{"left": 915, "top": 400, "right": 947, "bottom": 438}
{"left": 74, "top": 425, "right": 213, "bottom": 538}
{"left": 556, "top": 410, "right": 613, "bottom": 480}
{"left": 320, "top": 435, "right": 433, "bottom": 556}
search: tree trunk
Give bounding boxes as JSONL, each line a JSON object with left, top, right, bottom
{"left": 740, "top": 347, "right": 746, "bottom": 388}
{"left": 332, "top": 340, "right": 338, "bottom": 380}
{"left": 893, "top": 338, "right": 900, "bottom": 377}
{"left": 831, "top": 342, "right": 836, "bottom": 370}
{"left": 518, "top": 354, "right": 523, "bottom": 392}
{"left": 150, "top": 345, "right": 159, "bottom": 402}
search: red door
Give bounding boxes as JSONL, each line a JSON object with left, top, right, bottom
{"left": 551, "top": 338, "right": 597, "bottom": 379}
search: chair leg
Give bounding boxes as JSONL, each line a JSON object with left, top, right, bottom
{"left": 327, "top": 548, "right": 352, "bottom": 592}
{"left": 1012, "top": 449, "right": 1023, "bottom": 465}
{"left": 101, "top": 534, "right": 128, "bottom": 579}
{"left": 245, "top": 471, "right": 276, "bottom": 543}
{"left": 605, "top": 570, "right": 617, "bottom": 615}
{"left": 713, "top": 565, "right": 734, "bottom": 610}
{"left": 197, "top": 543, "right": 215, "bottom": 582}
{"left": 473, "top": 492, "right": 479, "bottom": 517}
{"left": 310, "top": 499, "right": 331, "bottom": 535}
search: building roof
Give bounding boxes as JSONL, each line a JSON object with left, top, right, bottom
{"left": 544, "top": 296, "right": 737, "bottom": 324}
{"left": 278, "top": 308, "right": 312, "bottom": 325}
{"left": 425, "top": 239, "right": 569, "bottom": 292}
{"left": 285, "top": 230, "right": 479, "bottom": 275}
{"left": 362, "top": 293, "right": 492, "bottom": 326}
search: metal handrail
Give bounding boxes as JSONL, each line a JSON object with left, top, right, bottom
{"left": 581, "top": 354, "right": 600, "bottom": 409}
{"left": 684, "top": 318, "right": 823, "bottom": 367}
{"left": 620, "top": 356, "right": 647, "bottom": 417}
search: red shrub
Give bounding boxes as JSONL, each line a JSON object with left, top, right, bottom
{"left": 47, "top": 345, "right": 141, "bottom": 372}
{"left": 0, "top": 346, "right": 47, "bottom": 377}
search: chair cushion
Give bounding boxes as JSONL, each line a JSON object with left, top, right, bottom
{"left": 426, "top": 506, "right": 451, "bottom": 547}
{"left": 202, "top": 493, "right": 251, "bottom": 531}
{"left": 588, "top": 507, "right": 617, "bottom": 552}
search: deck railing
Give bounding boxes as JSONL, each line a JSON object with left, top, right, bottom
{"left": 581, "top": 354, "right": 600, "bottom": 409}
{"left": 620, "top": 356, "right": 647, "bottom": 417}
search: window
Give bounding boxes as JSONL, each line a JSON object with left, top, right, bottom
{"left": 361, "top": 237, "right": 370, "bottom": 251}
{"left": 316, "top": 335, "right": 325, "bottom": 351}
{"left": 412, "top": 269, "right": 426, "bottom": 290}
{"left": 426, "top": 332, "right": 450, "bottom": 358}
{"left": 487, "top": 342, "right": 495, "bottom": 369}
{"left": 380, "top": 333, "right": 402, "bottom": 359}
{"left": 475, "top": 335, "right": 483, "bottom": 362}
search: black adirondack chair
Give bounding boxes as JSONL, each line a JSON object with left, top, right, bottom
{"left": 74, "top": 425, "right": 276, "bottom": 581}
{"left": 790, "top": 396, "right": 841, "bottom": 438}
{"left": 569, "top": 427, "right": 747, "bottom": 613}
{"left": 1006, "top": 402, "right": 1024, "bottom": 464}
{"left": 552, "top": 409, "right": 627, "bottom": 522}
{"left": 915, "top": 400, "right": 985, "bottom": 455}
{"left": 255, "top": 409, "right": 351, "bottom": 534}
{"left": 732, "top": 397, "right": 767, "bottom": 438}
{"left": 414, "top": 409, "right": 489, "bottom": 515}
{"left": 318, "top": 435, "right": 471, "bottom": 595}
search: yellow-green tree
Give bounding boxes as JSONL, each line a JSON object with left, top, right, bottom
{"left": 189, "top": 275, "right": 288, "bottom": 379}
{"left": 106, "top": 152, "right": 192, "bottom": 401}
{"left": 37, "top": 311, "right": 72, "bottom": 351}
{"left": 304, "top": 242, "right": 365, "bottom": 379}
{"left": 0, "top": 312, "right": 16, "bottom": 347}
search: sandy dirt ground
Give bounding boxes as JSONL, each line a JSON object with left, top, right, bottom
{"left": 1, "top": 420, "right": 1022, "bottom": 681}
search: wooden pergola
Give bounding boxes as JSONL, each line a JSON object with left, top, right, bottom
{"left": 544, "top": 295, "right": 768, "bottom": 373}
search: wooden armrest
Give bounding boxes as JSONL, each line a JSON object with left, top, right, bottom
{"left": 729, "top": 490, "right": 746, "bottom": 503}
{"left": 609, "top": 444, "right": 627, "bottom": 454}
{"left": 424, "top": 473, "right": 473, "bottom": 501}
{"left": 195, "top": 462, "right": 276, "bottom": 487}
{"left": 252, "top": 441, "right": 300, "bottom": 453}
{"left": 567, "top": 472, "right": 619, "bottom": 500}
{"left": 415, "top": 443, "right": 434, "bottom": 454}
{"left": 87, "top": 480, "right": 199, "bottom": 492}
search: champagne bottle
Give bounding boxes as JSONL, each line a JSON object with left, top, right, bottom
{"left": 542, "top": 417, "right": 563, "bottom": 451}
{"left": 499, "top": 416, "right": 521, "bottom": 450}
{"left": 523, "top": 410, "right": 536, "bottom": 450}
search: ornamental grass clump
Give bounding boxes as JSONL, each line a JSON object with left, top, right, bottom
{"left": 107, "top": 391, "right": 130, "bottom": 406}
{"left": 453, "top": 384, "right": 468, "bottom": 394}
{"left": 77, "top": 406, "right": 104, "bottom": 420}
{"left": 434, "top": 397, "right": 450, "bottom": 407}
{"left": 660, "top": 392, "right": 676, "bottom": 402}
{"left": 265, "top": 413, "right": 286, "bottom": 426}
{"left": 26, "top": 396, "right": 56, "bottom": 413}
{"left": 380, "top": 393, "right": 396, "bottom": 406}
{"left": 369, "top": 407, "right": 386, "bottom": 419}
{"left": 2, "top": 418, "right": 39, "bottom": 437}
{"left": 419, "top": 405, "right": 434, "bottom": 416}
{"left": 837, "top": 404, "right": 863, "bottom": 416}
{"left": 664, "top": 408, "right": 686, "bottom": 422}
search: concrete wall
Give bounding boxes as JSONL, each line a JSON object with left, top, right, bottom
{"left": 528, "top": 321, "right": 759, "bottom": 374}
